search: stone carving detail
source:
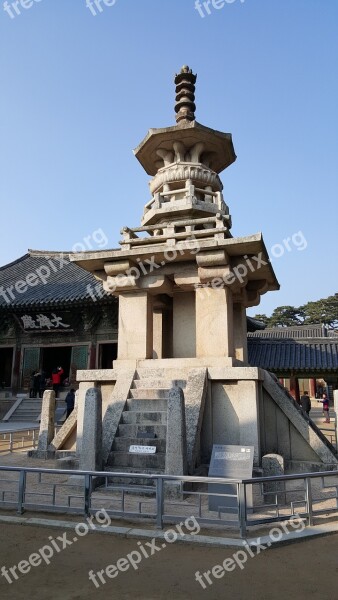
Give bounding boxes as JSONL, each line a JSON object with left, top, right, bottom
{"left": 150, "top": 163, "right": 222, "bottom": 195}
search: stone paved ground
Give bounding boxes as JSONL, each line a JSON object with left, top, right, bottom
{"left": 0, "top": 521, "right": 337, "bottom": 599}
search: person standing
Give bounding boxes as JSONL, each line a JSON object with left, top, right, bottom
{"left": 65, "top": 388, "right": 75, "bottom": 418}
{"left": 33, "top": 371, "right": 41, "bottom": 398}
{"left": 29, "top": 371, "right": 37, "bottom": 398}
{"left": 51, "top": 366, "right": 64, "bottom": 398}
{"left": 39, "top": 370, "right": 46, "bottom": 398}
{"left": 300, "top": 391, "right": 311, "bottom": 416}
{"left": 319, "top": 393, "right": 330, "bottom": 423}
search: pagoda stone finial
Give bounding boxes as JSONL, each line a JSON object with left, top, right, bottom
{"left": 174, "top": 65, "right": 197, "bottom": 124}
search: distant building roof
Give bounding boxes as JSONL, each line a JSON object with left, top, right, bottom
{"left": 0, "top": 251, "right": 113, "bottom": 309}
{"left": 248, "top": 325, "right": 338, "bottom": 339}
{"left": 248, "top": 325, "right": 338, "bottom": 372}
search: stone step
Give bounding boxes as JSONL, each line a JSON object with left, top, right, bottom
{"left": 118, "top": 424, "right": 167, "bottom": 439}
{"left": 107, "top": 451, "right": 166, "bottom": 470}
{"left": 129, "top": 388, "right": 171, "bottom": 400}
{"left": 105, "top": 467, "right": 163, "bottom": 486}
{"left": 126, "top": 398, "right": 168, "bottom": 411}
{"left": 113, "top": 437, "right": 166, "bottom": 453}
{"left": 121, "top": 411, "right": 167, "bottom": 425}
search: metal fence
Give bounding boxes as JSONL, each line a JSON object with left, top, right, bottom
{"left": 1, "top": 466, "right": 338, "bottom": 537}
{"left": 0, "top": 429, "right": 39, "bottom": 454}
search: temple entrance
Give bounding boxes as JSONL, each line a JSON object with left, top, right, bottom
{"left": 41, "top": 346, "right": 72, "bottom": 383}
{"left": 98, "top": 343, "right": 117, "bottom": 369}
{"left": 0, "top": 347, "right": 13, "bottom": 387}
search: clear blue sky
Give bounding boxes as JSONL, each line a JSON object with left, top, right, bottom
{"left": 1, "top": 0, "right": 337, "bottom": 316}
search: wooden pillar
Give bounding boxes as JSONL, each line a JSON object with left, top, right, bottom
{"left": 89, "top": 343, "right": 96, "bottom": 369}
{"left": 290, "top": 375, "right": 300, "bottom": 404}
{"left": 309, "top": 378, "right": 316, "bottom": 398}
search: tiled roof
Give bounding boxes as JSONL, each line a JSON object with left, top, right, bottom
{"left": 248, "top": 339, "right": 338, "bottom": 372}
{"left": 0, "top": 251, "right": 113, "bottom": 309}
{"left": 248, "top": 325, "right": 338, "bottom": 338}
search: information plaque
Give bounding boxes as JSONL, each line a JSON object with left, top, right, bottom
{"left": 129, "top": 445, "right": 156, "bottom": 454}
{"left": 208, "top": 444, "right": 254, "bottom": 513}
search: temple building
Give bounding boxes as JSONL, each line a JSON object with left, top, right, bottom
{"left": 0, "top": 251, "right": 117, "bottom": 391}
{"left": 248, "top": 325, "right": 338, "bottom": 402}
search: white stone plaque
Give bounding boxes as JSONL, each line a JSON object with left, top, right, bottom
{"left": 129, "top": 445, "right": 156, "bottom": 454}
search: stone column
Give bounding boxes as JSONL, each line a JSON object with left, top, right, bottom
{"left": 153, "top": 308, "right": 163, "bottom": 359}
{"left": 76, "top": 381, "right": 97, "bottom": 457}
{"left": 79, "top": 388, "right": 103, "bottom": 472}
{"left": 37, "top": 390, "right": 56, "bottom": 451}
{"left": 165, "top": 386, "right": 187, "bottom": 475}
{"left": 233, "top": 303, "right": 248, "bottom": 362}
{"left": 117, "top": 292, "right": 153, "bottom": 360}
{"left": 195, "top": 286, "right": 234, "bottom": 358}
{"left": 173, "top": 292, "right": 196, "bottom": 358}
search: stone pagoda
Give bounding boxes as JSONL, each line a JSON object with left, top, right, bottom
{"left": 46, "top": 67, "right": 337, "bottom": 476}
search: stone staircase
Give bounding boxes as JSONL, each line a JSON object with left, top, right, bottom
{"left": 106, "top": 372, "right": 187, "bottom": 483}
{"left": 3, "top": 395, "right": 66, "bottom": 423}
{"left": 5, "top": 398, "right": 42, "bottom": 422}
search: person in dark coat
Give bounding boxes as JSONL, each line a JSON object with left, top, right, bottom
{"left": 29, "top": 371, "right": 36, "bottom": 398}
{"left": 300, "top": 391, "right": 311, "bottom": 416}
{"left": 33, "top": 371, "right": 41, "bottom": 398}
{"left": 39, "top": 370, "right": 46, "bottom": 398}
{"left": 65, "top": 388, "right": 75, "bottom": 418}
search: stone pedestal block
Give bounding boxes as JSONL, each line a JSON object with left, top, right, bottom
{"left": 262, "top": 453, "right": 286, "bottom": 505}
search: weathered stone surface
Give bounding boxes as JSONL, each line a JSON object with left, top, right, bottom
{"left": 262, "top": 453, "right": 286, "bottom": 505}
{"left": 101, "top": 370, "right": 135, "bottom": 464}
{"left": 76, "top": 381, "right": 96, "bottom": 458}
{"left": 77, "top": 369, "right": 117, "bottom": 382}
{"left": 37, "top": 390, "right": 55, "bottom": 451}
{"left": 56, "top": 456, "right": 79, "bottom": 470}
{"left": 78, "top": 388, "right": 102, "bottom": 472}
{"left": 50, "top": 405, "right": 78, "bottom": 451}
{"left": 165, "top": 386, "right": 187, "bottom": 475}
{"left": 184, "top": 368, "right": 207, "bottom": 474}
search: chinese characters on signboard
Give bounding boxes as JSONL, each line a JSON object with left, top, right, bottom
{"left": 20, "top": 313, "right": 71, "bottom": 332}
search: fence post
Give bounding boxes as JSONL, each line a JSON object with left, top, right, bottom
{"left": 305, "top": 477, "right": 313, "bottom": 526}
{"left": 156, "top": 477, "right": 164, "bottom": 529}
{"left": 17, "top": 470, "right": 26, "bottom": 514}
{"left": 238, "top": 482, "right": 247, "bottom": 538}
{"left": 9, "top": 433, "right": 13, "bottom": 453}
{"left": 84, "top": 474, "right": 91, "bottom": 516}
